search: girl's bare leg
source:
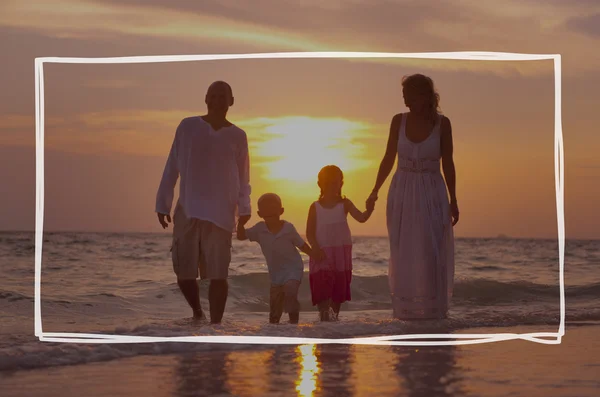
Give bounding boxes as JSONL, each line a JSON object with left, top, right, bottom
{"left": 331, "top": 301, "right": 341, "bottom": 320}
{"left": 317, "top": 299, "right": 331, "bottom": 321}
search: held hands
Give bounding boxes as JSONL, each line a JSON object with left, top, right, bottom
{"left": 366, "top": 198, "right": 375, "bottom": 213}
{"left": 236, "top": 215, "right": 251, "bottom": 240}
{"left": 237, "top": 214, "right": 251, "bottom": 227}
{"left": 310, "top": 246, "right": 327, "bottom": 262}
{"left": 366, "top": 190, "right": 378, "bottom": 212}
{"left": 236, "top": 219, "right": 247, "bottom": 240}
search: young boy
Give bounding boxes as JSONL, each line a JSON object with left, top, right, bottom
{"left": 237, "top": 193, "right": 315, "bottom": 324}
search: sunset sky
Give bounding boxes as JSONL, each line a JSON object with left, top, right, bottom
{"left": 1, "top": 0, "right": 599, "bottom": 239}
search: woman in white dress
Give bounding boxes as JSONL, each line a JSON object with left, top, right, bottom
{"left": 367, "top": 74, "right": 459, "bottom": 320}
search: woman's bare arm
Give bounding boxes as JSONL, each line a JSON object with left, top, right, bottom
{"left": 441, "top": 116, "right": 460, "bottom": 225}
{"left": 370, "top": 114, "right": 401, "bottom": 196}
{"left": 440, "top": 116, "right": 457, "bottom": 203}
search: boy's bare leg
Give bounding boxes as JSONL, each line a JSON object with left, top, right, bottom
{"left": 284, "top": 280, "right": 301, "bottom": 324}
{"left": 177, "top": 279, "right": 204, "bottom": 318}
{"left": 270, "top": 285, "right": 284, "bottom": 324}
{"left": 269, "top": 307, "right": 283, "bottom": 324}
{"left": 209, "top": 279, "right": 228, "bottom": 324}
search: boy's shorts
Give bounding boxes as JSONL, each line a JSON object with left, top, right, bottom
{"left": 269, "top": 280, "right": 301, "bottom": 322}
{"left": 170, "top": 203, "right": 232, "bottom": 280}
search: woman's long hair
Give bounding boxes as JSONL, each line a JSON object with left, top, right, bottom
{"left": 401, "top": 74, "right": 441, "bottom": 121}
{"left": 317, "top": 165, "right": 345, "bottom": 202}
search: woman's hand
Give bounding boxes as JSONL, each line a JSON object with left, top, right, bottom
{"left": 450, "top": 200, "right": 459, "bottom": 226}
{"left": 366, "top": 198, "right": 376, "bottom": 213}
{"left": 366, "top": 190, "right": 378, "bottom": 211}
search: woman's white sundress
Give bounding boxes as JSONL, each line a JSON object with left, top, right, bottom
{"left": 386, "top": 112, "right": 455, "bottom": 319}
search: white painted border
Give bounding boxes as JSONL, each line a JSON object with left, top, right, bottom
{"left": 34, "top": 51, "right": 565, "bottom": 345}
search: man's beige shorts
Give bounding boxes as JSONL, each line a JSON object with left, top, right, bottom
{"left": 170, "top": 203, "right": 232, "bottom": 281}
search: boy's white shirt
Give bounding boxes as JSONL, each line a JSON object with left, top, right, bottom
{"left": 245, "top": 221, "right": 306, "bottom": 281}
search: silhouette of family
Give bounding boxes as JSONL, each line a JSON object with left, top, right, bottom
{"left": 155, "top": 77, "right": 459, "bottom": 324}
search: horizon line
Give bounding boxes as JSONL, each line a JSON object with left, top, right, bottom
{"left": 0, "top": 229, "right": 592, "bottom": 241}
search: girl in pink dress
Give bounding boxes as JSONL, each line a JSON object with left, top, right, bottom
{"left": 306, "top": 165, "right": 374, "bottom": 321}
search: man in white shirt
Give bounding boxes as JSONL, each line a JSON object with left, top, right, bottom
{"left": 155, "top": 81, "right": 251, "bottom": 324}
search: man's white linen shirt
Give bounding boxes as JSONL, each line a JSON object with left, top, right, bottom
{"left": 155, "top": 116, "right": 251, "bottom": 232}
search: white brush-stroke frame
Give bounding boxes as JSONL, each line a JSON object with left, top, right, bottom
{"left": 34, "top": 51, "right": 565, "bottom": 345}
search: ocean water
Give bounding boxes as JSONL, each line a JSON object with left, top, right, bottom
{"left": 1, "top": 231, "right": 599, "bottom": 373}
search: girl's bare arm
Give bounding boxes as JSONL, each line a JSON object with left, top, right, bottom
{"left": 306, "top": 203, "right": 320, "bottom": 250}
{"left": 345, "top": 199, "right": 373, "bottom": 223}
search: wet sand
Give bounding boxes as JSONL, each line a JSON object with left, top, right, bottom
{"left": 1, "top": 325, "right": 598, "bottom": 397}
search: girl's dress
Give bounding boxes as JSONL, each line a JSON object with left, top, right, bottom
{"left": 308, "top": 201, "right": 353, "bottom": 306}
{"left": 386, "top": 112, "right": 455, "bottom": 319}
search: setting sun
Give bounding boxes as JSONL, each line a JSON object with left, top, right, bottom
{"left": 243, "top": 116, "right": 374, "bottom": 182}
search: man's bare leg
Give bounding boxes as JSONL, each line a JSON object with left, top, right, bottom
{"left": 177, "top": 279, "right": 204, "bottom": 319}
{"left": 209, "top": 279, "right": 228, "bottom": 324}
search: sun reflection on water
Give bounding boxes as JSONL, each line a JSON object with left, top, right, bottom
{"left": 295, "top": 344, "right": 319, "bottom": 396}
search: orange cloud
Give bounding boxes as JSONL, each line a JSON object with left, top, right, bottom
{"left": 0, "top": 0, "right": 328, "bottom": 50}
{"left": 2, "top": 0, "right": 592, "bottom": 76}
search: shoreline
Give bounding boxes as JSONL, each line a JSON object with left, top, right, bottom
{"left": 1, "top": 325, "right": 598, "bottom": 397}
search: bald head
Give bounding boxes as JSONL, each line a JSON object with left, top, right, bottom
{"left": 205, "top": 80, "right": 234, "bottom": 116}
{"left": 207, "top": 80, "right": 233, "bottom": 97}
